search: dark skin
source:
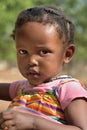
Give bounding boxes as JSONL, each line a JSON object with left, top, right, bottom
{"left": 0, "top": 22, "right": 87, "bottom": 130}
{"left": 0, "top": 83, "right": 11, "bottom": 100}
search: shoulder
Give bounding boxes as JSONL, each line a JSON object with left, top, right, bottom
{"left": 57, "top": 75, "right": 85, "bottom": 89}
{"left": 9, "top": 80, "right": 29, "bottom": 99}
{"left": 59, "top": 77, "right": 85, "bottom": 91}
{"left": 57, "top": 76, "right": 87, "bottom": 110}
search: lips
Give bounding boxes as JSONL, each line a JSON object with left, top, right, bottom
{"left": 26, "top": 70, "right": 40, "bottom": 78}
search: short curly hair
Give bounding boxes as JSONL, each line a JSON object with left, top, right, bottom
{"left": 12, "top": 5, "right": 75, "bottom": 44}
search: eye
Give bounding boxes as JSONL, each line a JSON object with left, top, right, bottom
{"left": 18, "top": 49, "right": 28, "bottom": 55}
{"left": 39, "top": 50, "right": 50, "bottom": 56}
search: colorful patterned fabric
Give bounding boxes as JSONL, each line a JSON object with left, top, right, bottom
{"left": 9, "top": 75, "right": 87, "bottom": 124}
{"left": 9, "top": 87, "right": 67, "bottom": 124}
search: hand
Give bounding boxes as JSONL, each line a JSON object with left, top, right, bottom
{"left": 0, "top": 109, "right": 35, "bottom": 130}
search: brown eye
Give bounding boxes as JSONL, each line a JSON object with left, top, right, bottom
{"left": 39, "top": 50, "right": 49, "bottom": 55}
{"left": 19, "top": 49, "right": 27, "bottom": 55}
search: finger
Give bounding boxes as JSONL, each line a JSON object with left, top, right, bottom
{"left": 9, "top": 126, "right": 16, "bottom": 130}
{"left": 2, "top": 111, "right": 14, "bottom": 120}
{"left": 1, "top": 120, "right": 15, "bottom": 129}
{"left": 2, "top": 125, "right": 16, "bottom": 130}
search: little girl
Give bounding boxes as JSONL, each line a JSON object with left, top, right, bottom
{"left": 0, "top": 5, "right": 87, "bottom": 130}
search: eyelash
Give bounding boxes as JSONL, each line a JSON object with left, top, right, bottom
{"left": 18, "top": 50, "right": 27, "bottom": 55}
{"left": 18, "top": 49, "right": 50, "bottom": 56}
{"left": 39, "top": 50, "right": 49, "bottom": 55}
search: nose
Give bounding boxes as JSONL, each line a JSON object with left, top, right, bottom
{"left": 28, "top": 55, "right": 38, "bottom": 67}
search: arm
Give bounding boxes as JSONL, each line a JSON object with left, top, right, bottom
{"left": 0, "top": 99, "right": 87, "bottom": 130}
{"left": 0, "top": 83, "right": 11, "bottom": 101}
{"left": 34, "top": 99, "right": 87, "bottom": 130}
{"left": 64, "top": 99, "right": 87, "bottom": 130}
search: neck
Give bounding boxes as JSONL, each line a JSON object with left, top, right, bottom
{"left": 44, "top": 74, "right": 60, "bottom": 83}
{"left": 29, "top": 75, "right": 71, "bottom": 87}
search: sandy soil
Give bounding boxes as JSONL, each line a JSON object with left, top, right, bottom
{"left": 0, "top": 67, "right": 24, "bottom": 82}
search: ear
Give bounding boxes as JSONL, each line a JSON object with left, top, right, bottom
{"left": 63, "top": 44, "right": 75, "bottom": 64}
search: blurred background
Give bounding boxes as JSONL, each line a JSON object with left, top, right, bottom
{"left": 0, "top": 0, "right": 87, "bottom": 86}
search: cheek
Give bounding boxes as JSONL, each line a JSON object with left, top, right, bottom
{"left": 41, "top": 58, "right": 58, "bottom": 71}
{"left": 17, "top": 57, "right": 25, "bottom": 71}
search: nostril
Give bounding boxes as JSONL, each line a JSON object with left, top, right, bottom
{"left": 28, "top": 63, "right": 37, "bottom": 67}
{"left": 26, "top": 62, "right": 37, "bottom": 70}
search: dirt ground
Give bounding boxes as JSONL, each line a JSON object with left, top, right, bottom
{"left": 0, "top": 67, "right": 24, "bottom": 82}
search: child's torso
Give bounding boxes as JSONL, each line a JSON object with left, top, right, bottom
{"left": 9, "top": 76, "right": 72, "bottom": 124}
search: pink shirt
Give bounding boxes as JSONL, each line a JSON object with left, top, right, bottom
{"left": 9, "top": 76, "right": 87, "bottom": 110}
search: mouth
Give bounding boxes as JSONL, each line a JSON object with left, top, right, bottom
{"left": 26, "top": 70, "right": 40, "bottom": 78}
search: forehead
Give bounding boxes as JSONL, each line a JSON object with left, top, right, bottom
{"left": 15, "top": 22, "right": 64, "bottom": 48}
{"left": 16, "top": 22, "right": 58, "bottom": 37}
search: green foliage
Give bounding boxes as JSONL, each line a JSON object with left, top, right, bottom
{"left": 0, "top": 0, "right": 87, "bottom": 64}
{"left": 0, "top": 0, "right": 33, "bottom": 62}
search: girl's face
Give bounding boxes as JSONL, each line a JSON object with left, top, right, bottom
{"left": 15, "top": 22, "right": 74, "bottom": 86}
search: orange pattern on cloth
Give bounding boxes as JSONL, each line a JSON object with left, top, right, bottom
{"left": 9, "top": 88, "right": 66, "bottom": 124}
